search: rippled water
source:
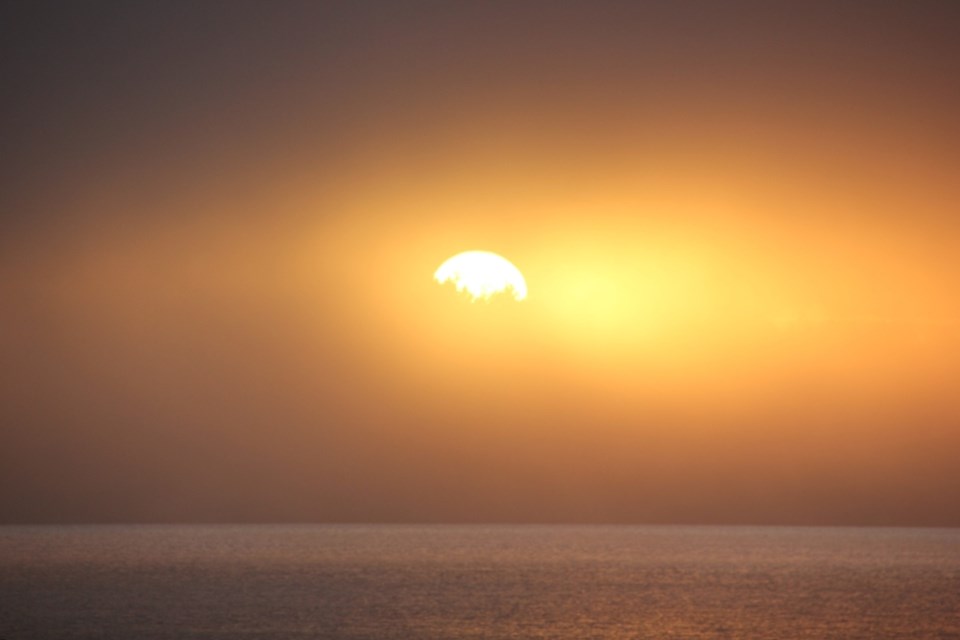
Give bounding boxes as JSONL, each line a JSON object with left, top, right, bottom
{"left": 1, "top": 525, "right": 958, "bottom": 639}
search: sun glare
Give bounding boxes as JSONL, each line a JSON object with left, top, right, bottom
{"left": 434, "top": 251, "right": 528, "bottom": 301}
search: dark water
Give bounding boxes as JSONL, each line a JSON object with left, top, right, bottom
{"left": 1, "top": 525, "right": 958, "bottom": 639}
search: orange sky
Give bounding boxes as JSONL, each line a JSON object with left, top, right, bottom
{"left": 1, "top": 1, "right": 959, "bottom": 524}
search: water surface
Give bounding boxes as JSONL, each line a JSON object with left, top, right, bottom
{"left": 2, "top": 525, "right": 958, "bottom": 639}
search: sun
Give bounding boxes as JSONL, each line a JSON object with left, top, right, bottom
{"left": 434, "top": 251, "right": 528, "bottom": 301}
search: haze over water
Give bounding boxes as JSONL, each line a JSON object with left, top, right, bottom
{"left": 3, "top": 0, "right": 960, "bottom": 529}
{"left": 2, "top": 525, "right": 958, "bottom": 639}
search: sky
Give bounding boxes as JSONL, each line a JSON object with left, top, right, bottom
{"left": 2, "top": 0, "right": 959, "bottom": 525}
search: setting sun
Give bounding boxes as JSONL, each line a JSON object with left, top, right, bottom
{"left": 434, "top": 251, "right": 528, "bottom": 302}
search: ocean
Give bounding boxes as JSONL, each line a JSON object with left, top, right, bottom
{"left": 1, "top": 525, "right": 958, "bottom": 639}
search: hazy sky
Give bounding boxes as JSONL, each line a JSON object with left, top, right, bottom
{"left": 2, "top": 1, "right": 959, "bottom": 525}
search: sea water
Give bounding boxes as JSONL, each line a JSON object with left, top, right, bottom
{"left": 1, "top": 525, "right": 958, "bottom": 639}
